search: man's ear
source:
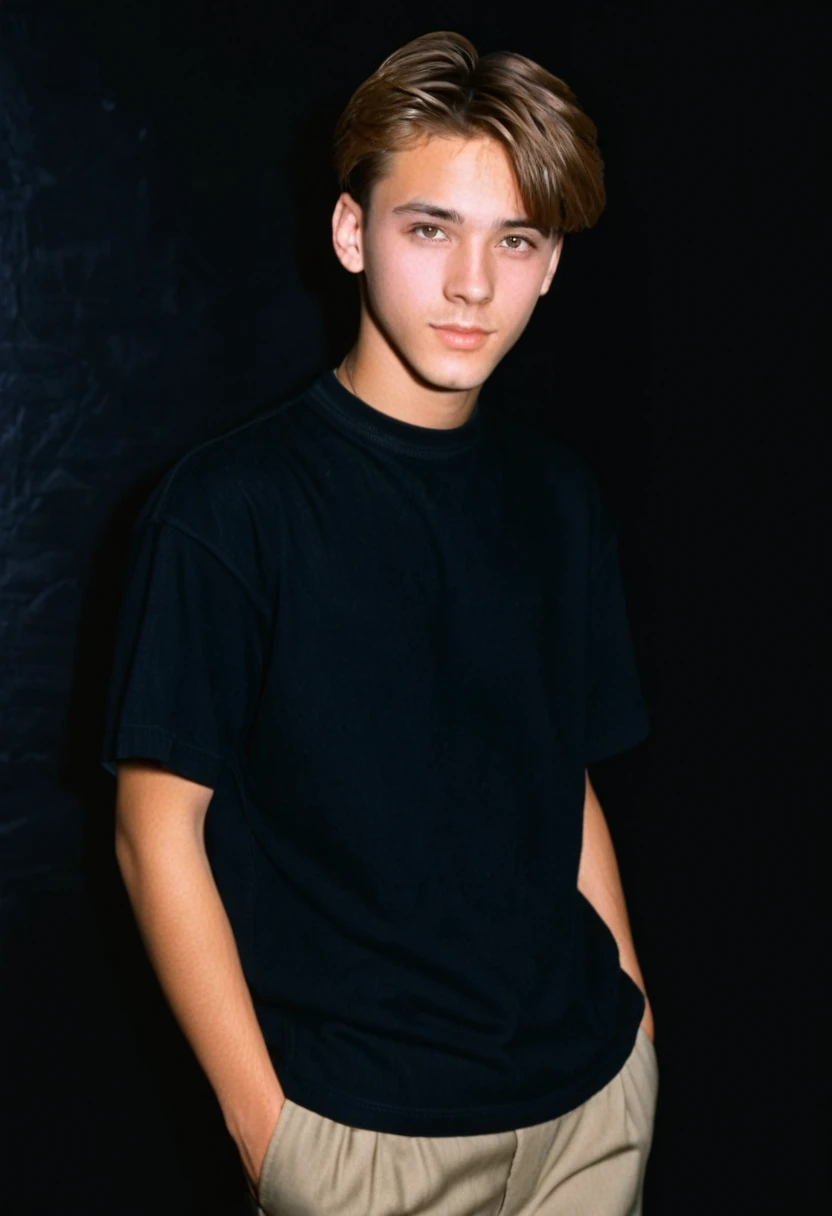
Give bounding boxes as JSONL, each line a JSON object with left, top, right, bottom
{"left": 332, "top": 192, "right": 365, "bottom": 274}
{"left": 539, "top": 234, "right": 564, "bottom": 296}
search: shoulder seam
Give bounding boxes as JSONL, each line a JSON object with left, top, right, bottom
{"left": 149, "top": 394, "right": 303, "bottom": 517}
{"left": 149, "top": 516, "right": 268, "bottom": 618}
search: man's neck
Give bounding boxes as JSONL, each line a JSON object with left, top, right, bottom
{"left": 336, "top": 336, "right": 481, "bottom": 431}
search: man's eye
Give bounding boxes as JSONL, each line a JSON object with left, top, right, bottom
{"left": 412, "top": 225, "right": 445, "bottom": 240}
{"left": 503, "top": 234, "right": 536, "bottom": 251}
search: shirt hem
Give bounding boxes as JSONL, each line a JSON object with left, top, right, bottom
{"left": 100, "top": 723, "right": 226, "bottom": 789}
{"left": 584, "top": 712, "right": 650, "bottom": 764}
{"left": 272, "top": 1002, "right": 644, "bottom": 1137}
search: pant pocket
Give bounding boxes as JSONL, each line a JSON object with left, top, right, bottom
{"left": 636, "top": 1027, "right": 659, "bottom": 1095}
{"left": 257, "top": 1098, "right": 298, "bottom": 1213}
{"left": 623, "top": 1031, "right": 658, "bottom": 1148}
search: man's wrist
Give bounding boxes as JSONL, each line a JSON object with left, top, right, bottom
{"left": 231, "top": 1085, "right": 286, "bottom": 1198}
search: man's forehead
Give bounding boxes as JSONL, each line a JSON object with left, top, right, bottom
{"left": 377, "top": 136, "right": 528, "bottom": 223}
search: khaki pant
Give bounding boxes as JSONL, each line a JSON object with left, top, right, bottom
{"left": 244, "top": 1027, "right": 658, "bottom": 1216}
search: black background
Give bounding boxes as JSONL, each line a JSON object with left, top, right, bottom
{"left": 0, "top": 2, "right": 825, "bottom": 1212}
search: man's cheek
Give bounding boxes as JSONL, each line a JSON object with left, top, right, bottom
{"left": 387, "top": 285, "right": 429, "bottom": 332}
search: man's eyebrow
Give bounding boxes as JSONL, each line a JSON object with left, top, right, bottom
{"left": 391, "top": 200, "right": 547, "bottom": 235}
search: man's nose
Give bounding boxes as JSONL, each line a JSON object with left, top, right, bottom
{"left": 444, "top": 243, "right": 494, "bottom": 305}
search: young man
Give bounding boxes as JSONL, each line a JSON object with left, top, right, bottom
{"left": 102, "top": 30, "right": 657, "bottom": 1216}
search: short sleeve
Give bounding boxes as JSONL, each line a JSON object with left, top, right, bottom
{"left": 583, "top": 530, "right": 650, "bottom": 763}
{"left": 100, "top": 514, "right": 268, "bottom": 788}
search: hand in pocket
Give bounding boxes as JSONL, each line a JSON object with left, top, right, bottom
{"left": 241, "top": 1097, "right": 287, "bottom": 1206}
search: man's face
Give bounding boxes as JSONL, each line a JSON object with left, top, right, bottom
{"left": 335, "top": 135, "right": 563, "bottom": 394}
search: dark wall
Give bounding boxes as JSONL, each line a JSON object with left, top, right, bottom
{"left": 1, "top": 2, "right": 823, "bottom": 1212}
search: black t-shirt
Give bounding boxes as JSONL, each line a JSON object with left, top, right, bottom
{"left": 101, "top": 368, "right": 650, "bottom": 1136}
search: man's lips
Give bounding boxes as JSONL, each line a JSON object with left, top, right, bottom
{"left": 432, "top": 324, "right": 492, "bottom": 349}
{"left": 433, "top": 325, "right": 492, "bottom": 334}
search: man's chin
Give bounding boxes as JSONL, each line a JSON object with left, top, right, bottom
{"left": 409, "top": 353, "right": 491, "bottom": 394}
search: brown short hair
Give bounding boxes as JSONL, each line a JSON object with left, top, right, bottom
{"left": 333, "top": 31, "right": 605, "bottom": 238}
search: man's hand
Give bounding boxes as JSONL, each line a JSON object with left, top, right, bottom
{"left": 577, "top": 771, "right": 655, "bottom": 1046}
{"left": 238, "top": 1093, "right": 287, "bottom": 1204}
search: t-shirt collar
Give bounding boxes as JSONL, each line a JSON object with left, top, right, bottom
{"left": 306, "top": 368, "right": 483, "bottom": 458}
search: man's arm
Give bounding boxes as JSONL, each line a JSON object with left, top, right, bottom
{"left": 577, "top": 769, "right": 655, "bottom": 1042}
{"left": 114, "top": 759, "right": 284, "bottom": 1195}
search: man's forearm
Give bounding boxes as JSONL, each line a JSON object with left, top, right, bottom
{"left": 115, "top": 827, "right": 284, "bottom": 1174}
{"left": 577, "top": 771, "right": 654, "bottom": 1040}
